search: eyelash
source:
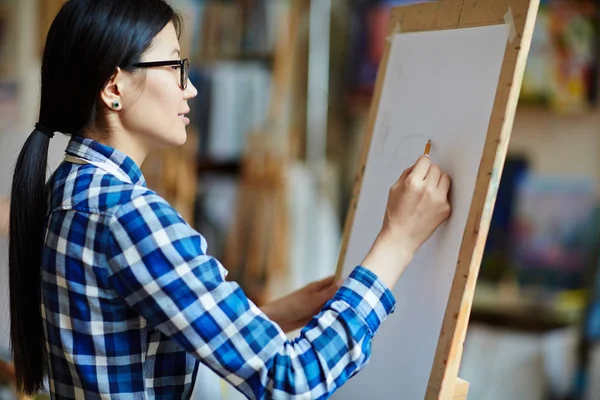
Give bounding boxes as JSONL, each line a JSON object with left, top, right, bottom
{"left": 171, "top": 66, "right": 181, "bottom": 70}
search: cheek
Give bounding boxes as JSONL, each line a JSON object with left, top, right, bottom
{"left": 125, "top": 76, "right": 184, "bottom": 142}
{"left": 138, "top": 84, "right": 179, "bottom": 125}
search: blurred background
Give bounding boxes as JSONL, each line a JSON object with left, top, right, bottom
{"left": 1, "top": 0, "right": 600, "bottom": 399}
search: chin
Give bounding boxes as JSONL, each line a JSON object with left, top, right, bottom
{"left": 173, "top": 128, "right": 188, "bottom": 146}
{"left": 159, "top": 128, "right": 188, "bottom": 149}
{"left": 148, "top": 138, "right": 183, "bottom": 154}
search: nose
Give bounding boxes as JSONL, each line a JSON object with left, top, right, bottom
{"left": 184, "top": 79, "right": 198, "bottom": 100}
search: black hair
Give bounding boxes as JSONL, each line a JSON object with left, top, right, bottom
{"left": 9, "top": 0, "right": 181, "bottom": 394}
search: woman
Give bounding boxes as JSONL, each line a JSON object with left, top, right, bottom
{"left": 9, "top": 0, "right": 452, "bottom": 398}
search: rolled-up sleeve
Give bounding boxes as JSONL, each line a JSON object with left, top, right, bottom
{"left": 106, "top": 191, "right": 396, "bottom": 399}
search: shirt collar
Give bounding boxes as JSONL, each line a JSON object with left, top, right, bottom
{"left": 66, "top": 136, "right": 146, "bottom": 187}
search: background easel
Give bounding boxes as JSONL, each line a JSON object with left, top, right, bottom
{"left": 334, "top": 1, "right": 539, "bottom": 399}
{"left": 222, "top": 0, "right": 308, "bottom": 306}
{"left": 0, "top": 197, "right": 8, "bottom": 237}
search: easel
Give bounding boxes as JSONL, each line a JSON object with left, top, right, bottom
{"left": 334, "top": 1, "right": 539, "bottom": 399}
{"left": 0, "top": 197, "right": 9, "bottom": 237}
{"left": 222, "top": 0, "right": 308, "bottom": 305}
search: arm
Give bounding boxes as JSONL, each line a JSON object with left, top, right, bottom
{"left": 106, "top": 192, "right": 395, "bottom": 399}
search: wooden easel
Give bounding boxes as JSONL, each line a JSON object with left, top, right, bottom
{"left": 0, "top": 197, "right": 9, "bottom": 237}
{"left": 222, "top": 0, "right": 308, "bottom": 305}
{"left": 334, "top": 1, "right": 539, "bottom": 399}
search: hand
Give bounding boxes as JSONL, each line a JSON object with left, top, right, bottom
{"left": 261, "top": 276, "right": 341, "bottom": 333}
{"left": 382, "top": 155, "right": 452, "bottom": 253}
{"left": 362, "top": 155, "right": 451, "bottom": 288}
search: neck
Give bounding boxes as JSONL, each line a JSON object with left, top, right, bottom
{"left": 103, "top": 134, "right": 148, "bottom": 167}
{"left": 85, "top": 129, "right": 149, "bottom": 167}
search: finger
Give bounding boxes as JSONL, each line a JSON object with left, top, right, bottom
{"left": 310, "top": 276, "right": 336, "bottom": 291}
{"left": 401, "top": 165, "right": 414, "bottom": 179}
{"left": 320, "top": 282, "right": 340, "bottom": 300}
{"left": 395, "top": 166, "right": 414, "bottom": 187}
{"left": 408, "top": 155, "right": 431, "bottom": 181}
{"left": 438, "top": 173, "right": 451, "bottom": 193}
{"left": 426, "top": 164, "right": 442, "bottom": 188}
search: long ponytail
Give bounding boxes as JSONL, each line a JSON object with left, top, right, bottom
{"left": 9, "top": 126, "right": 54, "bottom": 394}
{"left": 8, "top": 0, "right": 181, "bottom": 395}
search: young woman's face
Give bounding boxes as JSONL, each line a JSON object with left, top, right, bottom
{"left": 121, "top": 22, "right": 198, "bottom": 149}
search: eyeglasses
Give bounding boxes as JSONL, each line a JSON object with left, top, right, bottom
{"left": 132, "top": 58, "right": 190, "bottom": 90}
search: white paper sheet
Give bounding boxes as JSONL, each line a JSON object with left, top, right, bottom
{"left": 333, "top": 24, "right": 509, "bottom": 399}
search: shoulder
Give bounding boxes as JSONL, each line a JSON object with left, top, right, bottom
{"left": 107, "top": 182, "right": 195, "bottom": 243}
{"left": 109, "top": 184, "right": 178, "bottom": 219}
{"left": 50, "top": 162, "right": 172, "bottom": 216}
{"left": 106, "top": 184, "right": 209, "bottom": 261}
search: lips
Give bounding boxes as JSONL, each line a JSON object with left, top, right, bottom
{"left": 178, "top": 109, "right": 191, "bottom": 125}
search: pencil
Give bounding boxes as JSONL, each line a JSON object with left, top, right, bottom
{"left": 424, "top": 139, "right": 431, "bottom": 156}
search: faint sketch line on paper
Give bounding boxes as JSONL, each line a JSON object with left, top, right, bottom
{"left": 380, "top": 132, "right": 434, "bottom": 167}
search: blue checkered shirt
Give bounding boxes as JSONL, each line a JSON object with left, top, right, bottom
{"left": 41, "top": 136, "right": 396, "bottom": 399}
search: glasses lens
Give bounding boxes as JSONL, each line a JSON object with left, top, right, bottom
{"left": 182, "top": 59, "right": 189, "bottom": 89}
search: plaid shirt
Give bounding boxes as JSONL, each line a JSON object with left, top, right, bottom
{"left": 41, "top": 136, "right": 396, "bottom": 399}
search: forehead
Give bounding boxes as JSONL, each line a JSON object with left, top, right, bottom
{"left": 143, "top": 22, "right": 180, "bottom": 59}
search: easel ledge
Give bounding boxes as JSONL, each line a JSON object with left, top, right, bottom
{"left": 452, "top": 378, "right": 469, "bottom": 400}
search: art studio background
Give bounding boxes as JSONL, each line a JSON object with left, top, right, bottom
{"left": 1, "top": 0, "right": 600, "bottom": 399}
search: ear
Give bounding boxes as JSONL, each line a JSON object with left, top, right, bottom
{"left": 100, "top": 67, "right": 125, "bottom": 111}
